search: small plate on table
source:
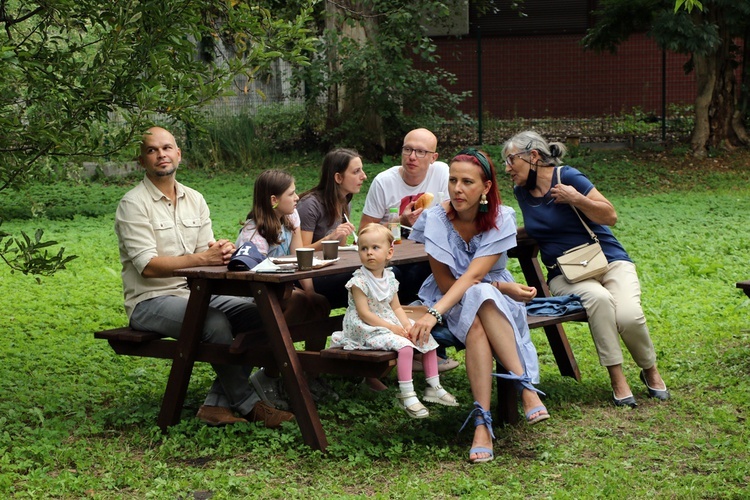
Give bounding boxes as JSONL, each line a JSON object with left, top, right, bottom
{"left": 311, "top": 257, "right": 339, "bottom": 269}
{"left": 268, "top": 256, "right": 339, "bottom": 270}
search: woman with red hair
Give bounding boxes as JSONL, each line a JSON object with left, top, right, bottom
{"left": 409, "top": 148, "right": 547, "bottom": 464}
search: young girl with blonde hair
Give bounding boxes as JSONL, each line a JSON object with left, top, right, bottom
{"left": 332, "top": 223, "right": 458, "bottom": 418}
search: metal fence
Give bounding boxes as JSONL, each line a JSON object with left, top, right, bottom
{"left": 201, "top": 59, "right": 304, "bottom": 117}
{"left": 195, "top": 57, "right": 694, "bottom": 149}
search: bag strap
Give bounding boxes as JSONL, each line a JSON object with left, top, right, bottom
{"left": 556, "top": 167, "right": 599, "bottom": 243}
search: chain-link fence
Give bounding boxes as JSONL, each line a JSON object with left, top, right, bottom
{"left": 418, "top": 31, "right": 700, "bottom": 148}
{"left": 201, "top": 59, "right": 304, "bottom": 118}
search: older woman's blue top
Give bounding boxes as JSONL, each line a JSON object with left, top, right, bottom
{"left": 514, "top": 166, "right": 630, "bottom": 281}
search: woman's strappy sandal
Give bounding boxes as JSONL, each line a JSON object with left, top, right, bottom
{"left": 493, "top": 370, "right": 550, "bottom": 425}
{"left": 396, "top": 392, "right": 430, "bottom": 419}
{"left": 460, "top": 401, "right": 495, "bottom": 464}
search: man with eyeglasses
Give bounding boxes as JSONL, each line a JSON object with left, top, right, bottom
{"left": 359, "top": 128, "right": 458, "bottom": 374}
{"left": 360, "top": 128, "right": 448, "bottom": 231}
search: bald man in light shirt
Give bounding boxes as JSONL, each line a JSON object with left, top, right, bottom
{"left": 115, "top": 127, "right": 293, "bottom": 428}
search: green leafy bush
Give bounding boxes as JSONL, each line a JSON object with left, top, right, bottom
{"left": 292, "top": 0, "right": 470, "bottom": 159}
{"left": 253, "top": 102, "right": 320, "bottom": 151}
{"left": 0, "top": 182, "right": 129, "bottom": 221}
{"left": 186, "top": 104, "right": 323, "bottom": 170}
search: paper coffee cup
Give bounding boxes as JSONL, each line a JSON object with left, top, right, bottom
{"left": 296, "top": 248, "right": 314, "bottom": 270}
{"left": 321, "top": 240, "right": 339, "bottom": 260}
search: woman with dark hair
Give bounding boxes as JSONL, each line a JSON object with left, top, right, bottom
{"left": 296, "top": 149, "right": 386, "bottom": 392}
{"left": 297, "top": 148, "right": 364, "bottom": 251}
{"left": 409, "top": 149, "right": 547, "bottom": 464}
{"left": 504, "top": 130, "right": 669, "bottom": 408}
{"left": 296, "top": 148, "right": 365, "bottom": 309}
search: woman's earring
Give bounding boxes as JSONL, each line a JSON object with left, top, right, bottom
{"left": 272, "top": 202, "right": 279, "bottom": 209}
{"left": 479, "top": 194, "right": 488, "bottom": 213}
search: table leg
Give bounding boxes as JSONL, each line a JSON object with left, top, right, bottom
{"left": 157, "top": 278, "right": 212, "bottom": 431}
{"left": 516, "top": 246, "right": 581, "bottom": 381}
{"left": 542, "top": 324, "right": 581, "bottom": 381}
{"left": 249, "top": 282, "right": 328, "bottom": 451}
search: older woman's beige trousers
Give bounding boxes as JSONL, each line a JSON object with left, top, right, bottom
{"left": 549, "top": 260, "right": 657, "bottom": 368}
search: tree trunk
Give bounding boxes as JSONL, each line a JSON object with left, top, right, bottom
{"left": 736, "top": 26, "right": 750, "bottom": 144}
{"left": 324, "top": 1, "right": 386, "bottom": 158}
{"left": 690, "top": 8, "right": 747, "bottom": 156}
{"left": 690, "top": 53, "right": 714, "bottom": 157}
{"left": 707, "top": 60, "right": 737, "bottom": 152}
{"left": 324, "top": 1, "right": 341, "bottom": 134}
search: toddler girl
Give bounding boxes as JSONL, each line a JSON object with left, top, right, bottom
{"left": 331, "top": 223, "right": 458, "bottom": 418}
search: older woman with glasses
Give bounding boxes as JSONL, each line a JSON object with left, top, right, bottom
{"left": 503, "top": 130, "right": 670, "bottom": 408}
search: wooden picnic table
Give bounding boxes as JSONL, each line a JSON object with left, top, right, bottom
{"left": 168, "top": 239, "right": 429, "bottom": 451}
{"left": 98, "top": 234, "right": 585, "bottom": 450}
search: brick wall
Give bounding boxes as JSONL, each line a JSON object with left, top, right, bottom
{"left": 418, "top": 33, "right": 698, "bottom": 119}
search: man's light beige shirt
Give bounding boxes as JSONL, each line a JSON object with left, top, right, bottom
{"left": 115, "top": 176, "right": 214, "bottom": 318}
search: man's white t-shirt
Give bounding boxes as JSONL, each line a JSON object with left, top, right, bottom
{"left": 362, "top": 162, "right": 449, "bottom": 224}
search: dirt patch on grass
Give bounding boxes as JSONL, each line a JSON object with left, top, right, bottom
{"left": 632, "top": 145, "right": 750, "bottom": 173}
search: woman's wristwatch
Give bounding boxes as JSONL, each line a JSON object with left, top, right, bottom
{"left": 427, "top": 307, "right": 443, "bottom": 325}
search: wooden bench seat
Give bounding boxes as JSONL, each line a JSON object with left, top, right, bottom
{"left": 95, "top": 319, "right": 398, "bottom": 383}
{"left": 95, "top": 327, "right": 273, "bottom": 366}
{"left": 319, "top": 347, "right": 397, "bottom": 362}
{"left": 527, "top": 311, "right": 587, "bottom": 329}
{"left": 300, "top": 346, "right": 397, "bottom": 379}
{"left": 311, "top": 309, "right": 588, "bottom": 425}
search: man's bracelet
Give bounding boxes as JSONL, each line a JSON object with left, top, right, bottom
{"left": 427, "top": 307, "right": 443, "bottom": 325}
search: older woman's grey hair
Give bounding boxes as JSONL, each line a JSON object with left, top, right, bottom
{"left": 503, "top": 131, "right": 568, "bottom": 166}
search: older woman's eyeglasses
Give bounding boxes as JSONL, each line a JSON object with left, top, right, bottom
{"left": 402, "top": 147, "right": 434, "bottom": 158}
{"left": 504, "top": 152, "right": 527, "bottom": 167}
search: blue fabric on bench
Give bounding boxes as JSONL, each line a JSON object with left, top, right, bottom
{"left": 525, "top": 295, "right": 584, "bottom": 316}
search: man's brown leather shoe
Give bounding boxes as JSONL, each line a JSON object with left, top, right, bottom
{"left": 246, "top": 401, "right": 295, "bottom": 428}
{"left": 196, "top": 405, "right": 248, "bottom": 426}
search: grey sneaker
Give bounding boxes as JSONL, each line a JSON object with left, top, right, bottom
{"left": 307, "top": 376, "right": 340, "bottom": 403}
{"left": 250, "top": 368, "right": 290, "bottom": 411}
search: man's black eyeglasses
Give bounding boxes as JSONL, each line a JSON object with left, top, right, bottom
{"left": 402, "top": 147, "right": 434, "bottom": 159}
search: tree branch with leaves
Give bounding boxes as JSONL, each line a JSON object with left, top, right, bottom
{"left": 0, "top": 0, "right": 316, "bottom": 277}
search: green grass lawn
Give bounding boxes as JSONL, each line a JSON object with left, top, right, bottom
{"left": 1, "top": 147, "right": 749, "bottom": 498}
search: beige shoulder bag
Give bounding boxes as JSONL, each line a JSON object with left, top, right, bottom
{"left": 554, "top": 167, "right": 608, "bottom": 283}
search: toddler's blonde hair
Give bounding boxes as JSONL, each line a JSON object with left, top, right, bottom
{"left": 358, "top": 223, "right": 394, "bottom": 248}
